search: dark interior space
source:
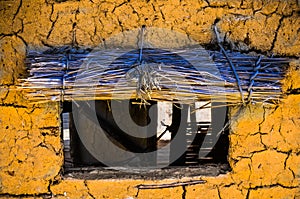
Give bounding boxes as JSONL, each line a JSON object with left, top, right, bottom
{"left": 62, "top": 100, "right": 230, "bottom": 177}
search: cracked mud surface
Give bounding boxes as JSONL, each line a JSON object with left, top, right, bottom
{"left": 0, "top": 0, "right": 300, "bottom": 198}
{"left": 1, "top": 0, "right": 299, "bottom": 56}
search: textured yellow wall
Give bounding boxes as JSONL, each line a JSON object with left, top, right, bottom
{"left": 0, "top": 0, "right": 299, "bottom": 198}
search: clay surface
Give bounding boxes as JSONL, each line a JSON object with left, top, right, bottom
{"left": 0, "top": 0, "right": 299, "bottom": 198}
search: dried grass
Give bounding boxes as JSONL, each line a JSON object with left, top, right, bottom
{"left": 18, "top": 47, "right": 291, "bottom": 106}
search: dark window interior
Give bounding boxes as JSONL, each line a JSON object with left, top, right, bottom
{"left": 62, "top": 100, "right": 230, "bottom": 177}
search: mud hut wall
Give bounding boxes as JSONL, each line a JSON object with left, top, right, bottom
{"left": 0, "top": 0, "right": 300, "bottom": 198}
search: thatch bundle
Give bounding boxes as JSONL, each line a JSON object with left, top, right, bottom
{"left": 18, "top": 46, "right": 290, "bottom": 106}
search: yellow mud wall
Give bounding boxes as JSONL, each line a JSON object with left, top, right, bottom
{"left": 0, "top": 0, "right": 299, "bottom": 198}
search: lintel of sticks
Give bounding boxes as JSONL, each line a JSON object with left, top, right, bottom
{"left": 18, "top": 46, "right": 291, "bottom": 107}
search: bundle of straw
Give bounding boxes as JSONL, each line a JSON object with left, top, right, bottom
{"left": 18, "top": 47, "right": 290, "bottom": 106}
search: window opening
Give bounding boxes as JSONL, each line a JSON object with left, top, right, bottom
{"left": 62, "top": 99, "right": 230, "bottom": 175}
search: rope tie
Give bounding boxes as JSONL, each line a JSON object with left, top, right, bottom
{"left": 138, "top": 25, "right": 146, "bottom": 64}
{"left": 247, "top": 56, "right": 262, "bottom": 103}
{"left": 61, "top": 53, "right": 69, "bottom": 102}
{"left": 213, "top": 26, "right": 245, "bottom": 104}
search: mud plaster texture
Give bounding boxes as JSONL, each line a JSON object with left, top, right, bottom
{"left": 0, "top": 0, "right": 300, "bottom": 198}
